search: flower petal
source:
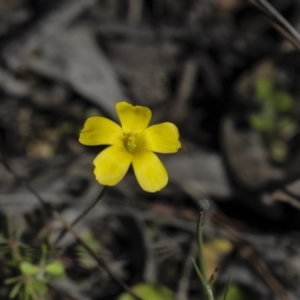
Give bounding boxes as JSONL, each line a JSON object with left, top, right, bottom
{"left": 139, "top": 122, "right": 181, "bottom": 153}
{"left": 79, "top": 117, "right": 123, "bottom": 146}
{"left": 116, "top": 102, "right": 152, "bottom": 133}
{"left": 132, "top": 150, "right": 168, "bottom": 192}
{"left": 93, "top": 146, "right": 132, "bottom": 186}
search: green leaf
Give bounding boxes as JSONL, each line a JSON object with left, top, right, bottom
{"left": 77, "top": 229, "right": 102, "bottom": 269}
{"left": 249, "top": 114, "right": 273, "bottom": 131}
{"left": 117, "top": 283, "right": 176, "bottom": 300}
{"left": 20, "top": 262, "right": 40, "bottom": 276}
{"left": 277, "top": 117, "right": 296, "bottom": 140}
{"left": 9, "top": 281, "right": 23, "bottom": 299}
{"left": 5, "top": 277, "right": 20, "bottom": 285}
{"left": 218, "top": 284, "right": 255, "bottom": 300}
{"left": 45, "top": 260, "right": 65, "bottom": 278}
{"left": 81, "top": 229, "right": 102, "bottom": 249}
{"left": 0, "top": 215, "right": 10, "bottom": 240}
{"left": 270, "top": 140, "right": 288, "bottom": 162}
{"left": 29, "top": 279, "right": 47, "bottom": 293}
{"left": 222, "top": 275, "right": 232, "bottom": 300}
{"left": 251, "top": 77, "right": 295, "bottom": 163}
{"left": 255, "top": 77, "right": 273, "bottom": 102}
{"left": 273, "top": 92, "right": 293, "bottom": 111}
{"left": 77, "top": 246, "right": 98, "bottom": 269}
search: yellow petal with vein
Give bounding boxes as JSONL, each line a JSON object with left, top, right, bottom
{"left": 132, "top": 150, "right": 168, "bottom": 192}
{"left": 116, "top": 102, "right": 152, "bottom": 133}
{"left": 79, "top": 117, "right": 122, "bottom": 146}
{"left": 140, "top": 122, "right": 181, "bottom": 153}
{"left": 93, "top": 146, "right": 132, "bottom": 186}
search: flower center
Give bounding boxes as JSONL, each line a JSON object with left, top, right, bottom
{"left": 123, "top": 132, "right": 138, "bottom": 153}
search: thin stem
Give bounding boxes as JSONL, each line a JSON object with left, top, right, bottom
{"left": 281, "top": 187, "right": 300, "bottom": 202}
{"left": 11, "top": 241, "right": 22, "bottom": 264}
{"left": 1, "top": 160, "right": 142, "bottom": 300}
{"left": 197, "top": 211, "right": 207, "bottom": 283}
{"left": 259, "top": 0, "right": 300, "bottom": 45}
{"left": 54, "top": 186, "right": 108, "bottom": 245}
{"left": 47, "top": 283, "right": 82, "bottom": 300}
{"left": 0, "top": 159, "right": 48, "bottom": 208}
{"left": 222, "top": 274, "right": 232, "bottom": 300}
{"left": 248, "top": 0, "right": 300, "bottom": 52}
{"left": 0, "top": 159, "right": 51, "bottom": 235}
{"left": 191, "top": 258, "right": 214, "bottom": 300}
{"left": 53, "top": 211, "right": 143, "bottom": 300}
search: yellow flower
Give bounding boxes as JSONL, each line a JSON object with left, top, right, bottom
{"left": 79, "top": 102, "right": 181, "bottom": 192}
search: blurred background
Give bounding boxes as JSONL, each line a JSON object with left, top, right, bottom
{"left": 1, "top": 0, "right": 300, "bottom": 299}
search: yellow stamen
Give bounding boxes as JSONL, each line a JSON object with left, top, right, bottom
{"left": 124, "top": 132, "right": 138, "bottom": 153}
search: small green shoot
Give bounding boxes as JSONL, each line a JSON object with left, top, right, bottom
{"left": 222, "top": 274, "right": 232, "bottom": 300}
{"left": 249, "top": 77, "right": 296, "bottom": 161}
{"left": 117, "top": 283, "right": 176, "bottom": 300}
{"left": 191, "top": 258, "right": 214, "bottom": 300}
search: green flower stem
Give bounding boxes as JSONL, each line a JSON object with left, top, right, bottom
{"left": 11, "top": 241, "right": 22, "bottom": 264}
{"left": 54, "top": 186, "right": 108, "bottom": 246}
{"left": 222, "top": 274, "right": 232, "bottom": 300}
{"left": 197, "top": 211, "right": 207, "bottom": 282}
{"left": 191, "top": 258, "right": 214, "bottom": 300}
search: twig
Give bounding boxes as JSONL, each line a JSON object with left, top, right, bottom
{"left": 265, "top": 188, "right": 300, "bottom": 210}
{"left": 0, "top": 159, "right": 48, "bottom": 208}
{"left": 53, "top": 211, "right": 142, "bottom": 300}
{"left": 48, "top": 283, "right": 83, "bottom": 300}
{"left": 197, "top": 211, "right": 207, "bottom": 282}
{"left": 248, "top": 0, "right": 300, "bottom": 52}
{"left": 259, "top": 171, "right": 300, "bottom": 194}
{"left": 54, "top": 186, "right": 108, "bottom": 245}
{"left": 280, "top": 187, "right": 300, "bottom": 202}
{"left": 0, "top": 159, "right": 143, "bottom": 300}
{"left": 0, "top": 158, "right": 51, "bottom": 231}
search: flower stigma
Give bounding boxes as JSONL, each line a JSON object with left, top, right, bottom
{"left": 123, "top": 131, "right": 139, "bottom": 153}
